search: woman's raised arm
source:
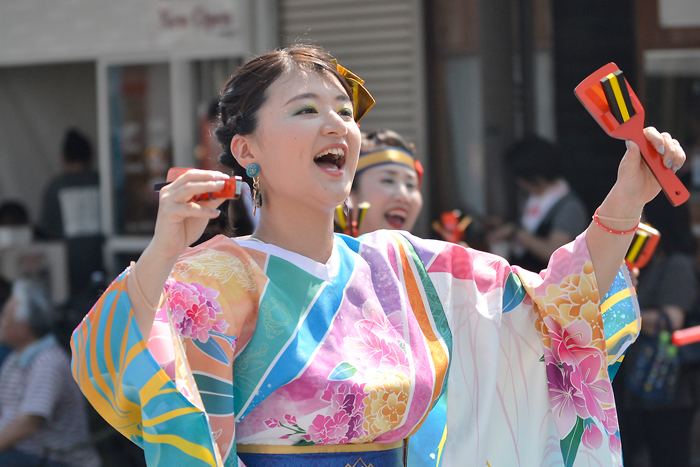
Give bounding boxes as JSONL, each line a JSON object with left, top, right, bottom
{"left": 586, "top": 127, "right": 685, "bottom": 297}
{"left": 127, "top": 169, "right": 230, "bottom": 339}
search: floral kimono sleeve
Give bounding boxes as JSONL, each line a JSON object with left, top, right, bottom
{"left": 402, "top": 231, "right": 639, "bottom": 467}
{"left": 70, "top": 267, "right": 224, "bottom": 467}
{"left": 518, "top": 233, "right": 640, "bottom": 465}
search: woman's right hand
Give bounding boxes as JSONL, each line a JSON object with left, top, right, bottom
{"left": 128, "top": 169, "right": 231, "bottom": 339}
{"left": 150, "top": 169, "right": 231, "bottom": 262}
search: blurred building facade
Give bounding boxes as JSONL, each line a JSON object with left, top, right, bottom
{"left": 0, "top": 0, "right": 700, "bottom": 277}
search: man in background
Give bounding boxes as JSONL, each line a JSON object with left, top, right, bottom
{"left": 39, "top": 129, "right": 103, "bottom": 296}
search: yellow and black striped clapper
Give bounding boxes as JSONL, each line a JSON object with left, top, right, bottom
{"left": 625, "top": 223, "right": 660, "bottom": 270}
{"left": 600, "top": 70, "right": 636, "bottom": 125}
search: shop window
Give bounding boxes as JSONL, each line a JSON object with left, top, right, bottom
{"left": 109, "top": 63, "right": 172, "bottom": 235}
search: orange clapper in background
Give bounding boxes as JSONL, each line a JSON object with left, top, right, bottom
{"left": 334, "top": 202, "right": 370, "bottom": 238}
{"left": 432, "top": 210, "right": 472, "bottom": 244}
{"left": 672, "top": 327, "right": 700, "bottom": 347}
{"left": 154, "top": 167, "right": 243, "bottom": 201}
{"left": 574, "top": 62, "right": 689, "bottom": 206}
{"left": 624, "top": 223, "right": 660, "bottom": 270}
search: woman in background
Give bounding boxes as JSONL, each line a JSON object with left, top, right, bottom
{"left": 349, "top": 129, "right": 423, "bottom": 235}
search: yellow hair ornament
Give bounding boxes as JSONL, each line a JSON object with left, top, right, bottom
{"left": 332, "top": 59, "right": 375, "bottom": 122}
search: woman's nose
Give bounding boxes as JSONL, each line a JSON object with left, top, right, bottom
{"left": 393, "top": 183, "right": 410, "bottom": 200}
{"left": 322, "top": 111, "right": 348, "bottom": 136}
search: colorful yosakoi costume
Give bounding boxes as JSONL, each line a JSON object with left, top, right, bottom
{"left": 71, "top": 230, "right": 639, "bottom": 467}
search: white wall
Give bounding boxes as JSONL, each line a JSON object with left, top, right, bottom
{"left": 0, "top": 62, "right": 97, "bottom": 225}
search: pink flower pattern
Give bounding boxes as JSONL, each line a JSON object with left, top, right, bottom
{"left": 264, "top": 418, "right": 279, "bottom": 429}
{"left": 344, "top": 309, "right": 408, "bottom": 371}
{"left": 165, "top": 279, "right": 229, "bottom": 342}
{"left": 306, "top": 411, "right": 352, "bottom": 444}
{"left": 582, "top": 423, "right": 604, "bottom": 451}
{"left": 546, "top": 362, "right": 587, "bottom": 438}
{"left": 534, "top": 262, "right": 625, "bottom": 459}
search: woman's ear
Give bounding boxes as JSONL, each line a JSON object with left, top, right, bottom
{"left": 230, "top": 134, "right": 255, "bottom": 168}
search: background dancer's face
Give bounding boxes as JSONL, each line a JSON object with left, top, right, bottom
{"left": 233, "top": 68, "right": 362, "bottom": 214}
{"left": 352, "top": 163, "right": 423, "bottom": 234}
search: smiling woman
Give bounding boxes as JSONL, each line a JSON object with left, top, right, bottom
{"left": 350, "top": 129, "right": 423, "bottom": 234}
{"left": 71, "top": 44, "right": 686, "bottom": 467}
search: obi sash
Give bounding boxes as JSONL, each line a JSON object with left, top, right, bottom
{"left": 236, "top": 440, "right": 405, "bottom": 467}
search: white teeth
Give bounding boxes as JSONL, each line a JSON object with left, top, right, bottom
{"left": 314, "top": 147, "right": 345, "bottom": 159}
{"left": 386, "top": 209, "right": 406, "bottom": 219}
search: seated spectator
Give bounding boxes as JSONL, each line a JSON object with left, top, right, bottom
{"left": 0, "top": 279, "right": 100, "bottom": 467}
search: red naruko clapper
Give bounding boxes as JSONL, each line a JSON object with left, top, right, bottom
{"left": 574, "top": 62, "right": 689, "bottom": 206}
{"left": 155, "top": 167, "right": 243, "bottom": 201}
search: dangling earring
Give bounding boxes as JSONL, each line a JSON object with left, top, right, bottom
{"left": 246, "top": 163, "right": 261, "bottom": 216}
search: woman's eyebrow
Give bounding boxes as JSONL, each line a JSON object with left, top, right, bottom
{"left": 284, "top": 92, "right": 319, "bottom": 106}
{"left": 380, "top": 168, "right": 417, "bottom": 179}
{"left": 379, "top": 168, "right": 400, "bottom": 176}
{"left": 284, "top": 93, "right": 351, "bottom": 106}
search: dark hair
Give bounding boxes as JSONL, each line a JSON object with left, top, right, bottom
{"left": 215, "top": 44, "right": 353, "bottom": 182}
{"left": 505, "top": 136, "right": 564, "bottom": 182}
{"left": 62, "top": 128, "right": 92, "bottom": 164}
{"left": 360, "top": 129, "right": 414, "bottom": 155}
{"left": 207, "top": 98, "right": 220, "bottom": 122}
{"left": 0, "top": 276, "right": 11, "bottom": 309}
{"left": 0, "top": 201, "right": 29, "bottom": 226}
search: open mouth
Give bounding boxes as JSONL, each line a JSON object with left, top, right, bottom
{"left": 314, "top": 147, "right": 345, "bottom": 172}
{"left": 385, "top": 208, "right": 407, "bottom": 229}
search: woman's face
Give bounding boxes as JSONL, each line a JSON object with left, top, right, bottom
{"left": 241, "top": 68, "right": 362, "bottom": 212}
{"left": 351, "top": 164, "right": 423, "bottom": 234}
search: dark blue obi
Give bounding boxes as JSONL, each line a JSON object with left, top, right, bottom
{"left": 236, "top": 440, "right": 405, "bottom": 467}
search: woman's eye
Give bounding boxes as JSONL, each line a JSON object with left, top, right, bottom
{"left": 381, "top": 178, "right": 395, "bottom": 185}
{"left": 294, "top": 106, "right": 318, "bottom": 115}
{"left": 338, "top": 108, "right": 354, "bottom": 118}
{"left": 406, "top": 182, "right": 416, "bottom": 190}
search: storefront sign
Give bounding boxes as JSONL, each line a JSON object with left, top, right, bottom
{"left": 0, "top": 0, "right": 250, "bottom": 65}
{"left": 158, "top": 0, "right": 239, "bottom": 40}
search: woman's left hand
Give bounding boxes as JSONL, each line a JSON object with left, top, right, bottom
{"left": 587, "top": 127, "right": 685, "bottom": 298}
{"left": 614, "top": 127, "right": 685, "bottom": 207}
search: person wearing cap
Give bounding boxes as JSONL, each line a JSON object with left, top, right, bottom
{"left": 349, "top": 129, "right": 423, "bottom": 235}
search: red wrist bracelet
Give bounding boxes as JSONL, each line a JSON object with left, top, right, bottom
{"left": 592, "top": 207, "right": 640, "bottom": 235}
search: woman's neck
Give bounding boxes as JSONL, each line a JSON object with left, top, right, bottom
{"left": 251, "top": 198, "right": 336, "bottom": 264}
